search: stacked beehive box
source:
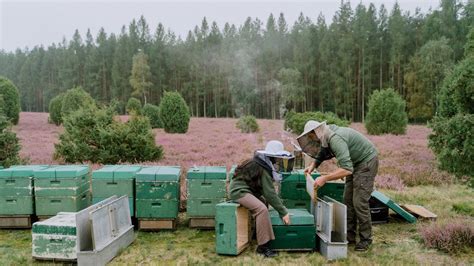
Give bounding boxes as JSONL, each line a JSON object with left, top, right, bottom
{"left": 34, "top": 165, "right": 91, "bottom": 218}
{"left": 135, "top": 166, "right": 181, "bottom": 229}
{"left": 0, "top": 165, "right": 49, "bottom": 228}
{"left": 268, "top": 208, "right": 316, "bottom": 251}
{"left": 92, "top": 165, "right": 142, "bottom": 216}
{"left": 187, "top": 166, "right": 227, "bottom": 228}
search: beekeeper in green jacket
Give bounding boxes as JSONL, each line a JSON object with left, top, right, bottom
{"left": 229, "top": 140, "right": 292, "bottom": 258}
{"left": 297, "top": 120, "right": 379, "bottom": 251}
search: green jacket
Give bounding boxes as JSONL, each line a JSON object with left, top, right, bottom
{"left": 229, "top": 169, "right": 288, "bottom": 217}
{"left": 315, "top": 125, "right": 377, "bottom": 172}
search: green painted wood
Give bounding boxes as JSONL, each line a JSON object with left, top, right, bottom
{"left": 34, "top": 165, "right": 89, "bottom": 179}
{"left": 317, "top": 182, "right": 345, "bottom": 203}
{"left": 92, "top": 165, "right": 142, "bottom": 179}
{"left": 268, "top": 225, "right": 316, "bottom": 250}
{"left": 187, "top": 179, "right": 227, "bottom": 199}
{"left": 35, "top": 191, "right": 90, "bottom": 216}
{"left": 135, "top": 166, "right": 181, "bottom": 182}
{"left": 136, "top": 199, "right": 179, "bottom": 219}
{"left": 215, "top": 202, "right": 249, "bottom": 255}
{"left": 92, "top": 196, "right": 134, "bottom": 216}
{"left": 187, "top": 198, "right": 226, "bottom": 217}
{"left": 270, "top": 208, "right": 314, "bottom": 226}
{"left": 283, "top": 199, "right": 311, "bottom": 212}
{"left": 92, "top": 179, "right": 133, "bottom": 198}
{"left": 280, "top": 171, "right": 320, "bottom": 200}
{"left": 187, "top": 166, "right": 227, "bottom": 180}
{"left": 0, "top": 196, "right": 34, "bottom": 215}
{"left": 0, "top": 178, "right": 33, "bottom": 196}
{"left": 371, "top": 191, "right": 417, "bottom": 223}
{"left": 0, "top": 165, "right": 49, "bottom": 178}
{"left": 136, "top": 181, "right": 179, "bottom": 200}
{"left": 35, "top": 180, "right": 90, "bottom": 197}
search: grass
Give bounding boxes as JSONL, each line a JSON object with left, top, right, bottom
{"left": 1, "top": 184, "right": 472, "bottom": 265}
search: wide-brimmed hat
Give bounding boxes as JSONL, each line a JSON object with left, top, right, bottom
{"left": 296, "top": 120, "right": 327, "bottom": 140}
{"left": 256, "top": 140, "right": 293, "bottom": 158}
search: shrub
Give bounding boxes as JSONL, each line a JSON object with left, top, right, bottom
{"left": 48, "top": 93, "right": 65, "bottom": 125}
{"left": 428, "top": 114, "right": 474, "bottom": 178}
{"left": 283, "top": 110, "right": 296, "bottom": 130}
{"left": 0, "top": 76, "right": 21, "bottom": 125}
{"left": 285, "top": 111, "right": 350, "bottom": 135}
{"left": 126, "top": 97, "right": 142, "bottom": 115}
{"left": 0, "top": 113, "right": 21, "bottom": 168}
{"left": 159, "top": 91, "right": 190, "bottom": 133}
{"left": 54, "top": 105, "right": 163, "bottom": 164}
{"left": 143, "top": 103, "right": 162, "bottom": 128}
{"left": 61, "top": 87, "right": 95, "bottom": 118}
{"left": 365, "top": 88, "right": 408, "bottom": 135}
{"left": 236, "top": 115, "right": 259, "bottom": 133}
{"left": 419, "top": 219, "right": 474, "bottom": 254}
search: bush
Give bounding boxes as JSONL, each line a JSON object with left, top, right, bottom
{"left": 0, "top": 113, "right": 21, "bottom": 168}
{"left": 54, "top": 105, "right": 163, "bottom": 164}
{"left": 143, "top": 103, "right": 162, "bottom": 128}
{"left": 0, "top": 76, "right": 21, "bottom": 125}
{"left": 126, "top": 97, "right": 142, "bottom": 115}
{"left": 61, "top": 87, "right": 95, "bottom": 118}
{"left": 236, "top": 115, "right": 259, "bottom": 133}
{"left": 365, "top": 88, "right": 408, "bottom": 135}
{"left": 283, "top": 110, "right": 296, "bottom": 130}
{"left": 419, "top": 219, "right": 474, "bottom": 254}
{"left": 159, "top": 91, "right": 190, "bottom": 133}
{"left": 428, "top": 114, "right": 474, "bottom": 177}
{"left": 48, "top": 93, "right": 65, "bottom": 125}
{"left": 285, "top": 111, "right": 350, "bottom": 135}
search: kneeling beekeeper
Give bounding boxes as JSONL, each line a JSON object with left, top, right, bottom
{"left": 229, "top": 140, "right": 292, "bottom": 258}
{"left": 297, "top": 120, "right": 378, "bottom": 251}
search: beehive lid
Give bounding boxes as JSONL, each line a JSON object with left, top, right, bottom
{"left": 32, "top": 212, "right": 77, "bottom": 236}
{"left": 136, "top": 166, "right": 181, "bottom": 181}
{"left": 0, "top": 165, "right": 49, "bottom": 178}
{"left": 187, "top": 166, "right": 227, "bottom": 180}
{"left": 270, "top": 208, "right": 314, "bottom": 226}
{"left": 92, "top": 165, "right": 142, "bottom": 179}
{"left": 371, "top": 191, "right": 416, "bottom": 223}
{"left": 282, "top": 170, "right": 320, "bottom": 182}
{"left": 34, "top": 165, "right": 89, "bottom": 178}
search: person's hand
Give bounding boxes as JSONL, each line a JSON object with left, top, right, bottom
{"left": 314, "top": 176, "right": 327, "bottom": 188}
{"left": 304, "top": 162, "right": 315, "bottom": 175}
{"left": 282, "top": 214, "right": 291, "bottom": 225}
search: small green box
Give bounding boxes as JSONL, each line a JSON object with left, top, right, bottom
{"left": 0, "top": 165, "right": 49, "bottom": 197}
{"left": 187, "top": 198, "right": 226, "bottom": 217}
{"left": 35, "top": 190, "right": 90, "bottom": 216}
{"left": 371, "top": 190, "right": 416, "bottom": 223}
{"left": 283, "top": 199, "right": 311, "bottom": 212}
{"left": 135, "top": 166, "right": 181, "bottom": 200}
{"left": 32, "top": 213, "right": 78, "bottom": 260}
{"left": 92, "top": 196, "right": 134, "bottom": 215}
{"left": 187, "top": 166, "right": 227, "bottom": 180}
{"left": 0, "top": 196, "right": 34, "bottom": 215}
{"left": 215, "top": 202, "right": 250, "bottom": 255}
{"left": 92, "top": 179, "right": 134, "bottom": 197}
{"left": 136, "top": 199, "right": 179, "bottom": 219}
{"left": 268, "top": 209, "right": 316, "bottom": 250}
{"left": 35, "top": 180, "right": 90, "bottom": 197}
{"left": 34, "top": 165, "right": 90, "bottom": 188}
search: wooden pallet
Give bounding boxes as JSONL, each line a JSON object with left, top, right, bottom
{"left": 189, "top": 217, "right": 215, "bottom": 229}
{"left": 0, "top": 215, "right": 33, "bottom": 229}
{"left": 138, "top": 219, "right": 177, "bottom": 230}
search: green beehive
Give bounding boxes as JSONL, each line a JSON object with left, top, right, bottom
{"left": 92, "top": 165, "right": 142, "bottom": 215}
{"left": 187, "top": 166, "right": 227, "bottom": 199}
{"left": 215, "top": 202, "right": 250, "bottom": 255}
{"left": 32, "top": 212, "right": 78, "bottom": 260}
{"left": 317, "top": 181, "right": 345, "bottom": 203}
{"left": 268, "top": 208, "right": 316, "bottom": 250}
{"left": 283, "top": 199, "right": 311, "bottom": 212}
{"left": 187, "top": 166, "right": 227, "bottom": 218}
{"left": 280, "top": 170, "right": 320, "bottom": 200}
{"left": 34, "top": 165, "right": 91, "bottom": 216}
{"left": 135, "top": 166, "right": 181, "bottom": 219}
{"left": 0, "top": 165, "right": 49, "bottom": 215}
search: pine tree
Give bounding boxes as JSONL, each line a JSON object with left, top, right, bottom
{"left": 130, "top": 51, "right": 153, "bottom": 104}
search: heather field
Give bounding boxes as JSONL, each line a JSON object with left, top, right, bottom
{"left": 0, "top": 112, "right": 472, "bottom": 265}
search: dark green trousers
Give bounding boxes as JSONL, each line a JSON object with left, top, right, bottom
{"left": 344, "top": 156, "right": 379, "bottom": 243}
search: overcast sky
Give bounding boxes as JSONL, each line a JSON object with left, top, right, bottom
{"left": 1, "top": 0, "right": 441, "bottom": 52}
